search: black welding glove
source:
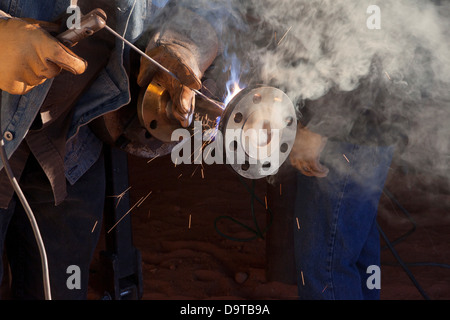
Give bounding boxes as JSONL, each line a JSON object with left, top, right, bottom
{"left": 137, "top": 7, "right": 219, "bottom": 127}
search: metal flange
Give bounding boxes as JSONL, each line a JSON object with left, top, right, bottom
{"left": 219, "top": 86, "right": 297, "bottom": 179}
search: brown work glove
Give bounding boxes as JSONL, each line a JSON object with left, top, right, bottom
{"left": 289, "top": 125, "right": 329, "bottom": 178}
{"left": 137, "top": 8, "right": 219, "bottom": 128}
{"left": 0, "top": 17, "right": 87, "bottom": 95}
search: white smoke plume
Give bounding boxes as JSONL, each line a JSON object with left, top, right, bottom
{"left": 241, "top": 1, "right": 450, "bottom": 99}
{"left": 149, "top": 0, "right": 450, "bottom": 183}
{"left": 214, "top": 0, "right": 450, "bottom": 182}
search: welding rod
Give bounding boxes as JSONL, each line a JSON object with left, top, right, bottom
{"left": 103, "top": 24, "right": 225, "bottom": 110}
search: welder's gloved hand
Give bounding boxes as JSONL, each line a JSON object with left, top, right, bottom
{"left": 0, "top": 17, "right": 87, "bottom": 95}
{"left": 289, "top": 125, "right": 329, "bottom": 178}
{"left": 137, "top": 44, "right": 202, "bottom": 128}
{"left": 137, "top": 8, "right": 219, "bottom": 128}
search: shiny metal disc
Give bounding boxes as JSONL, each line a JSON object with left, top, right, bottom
{"left": 219, "top": 86, "right": 297, "bottom": 179}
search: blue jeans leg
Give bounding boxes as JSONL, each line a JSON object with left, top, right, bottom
{"left": 294, "top": 140, "right": 393, "bottom": 300}
{"left": 4, "top": 152, "right": 105, "bottom": 300}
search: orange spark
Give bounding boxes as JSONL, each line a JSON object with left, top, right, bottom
{"left": 107, "top": 196, "right": 143, "bottom": 233}
{"left": 343, "top": 154, "right": 350, "bottom": 163}
{"left": 91, "top": 220, "right": 98, "bottom": 233}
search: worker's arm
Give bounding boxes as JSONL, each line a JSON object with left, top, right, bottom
{"left": 137, "top": 5, "right": 219, "bottom": 127}
{"left": 0, "top": 12, "right": 87, "bottom": 95}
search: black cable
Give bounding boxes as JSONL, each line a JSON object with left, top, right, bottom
{"left": 378, "top": 187, "right": 450, "bottom": 300}
{"left": 214, "top": 176, "right": 273, "bottom": 242}
{"left": 377, "top": 221, "right": 431, "bottom": 300}
{"left": 381, "top": 188, "right": 417, "bottom": 249}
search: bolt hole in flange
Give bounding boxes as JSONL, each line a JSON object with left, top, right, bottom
{"left": 285, "top": 116, "right": 294, "bottom": 127}
{"left": 241, "top": 161, "right": 250, "bottom": 171}
{"left": 280, "top": 143, "right": 289, "bottom": 153}
{"left": 234, "top": 112, "right": 243, "bottom": 124}
{"left": 262, "top": 161, "right": 271, "bottom": 169}
{"left": 150, "top": 120, "right": 158, "bottom": 130}
{"left": 253, "top": 93, "right": 262, "bottom": 104}
{"left": 221, "top": 86, "right": 297, "bottom": 179}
